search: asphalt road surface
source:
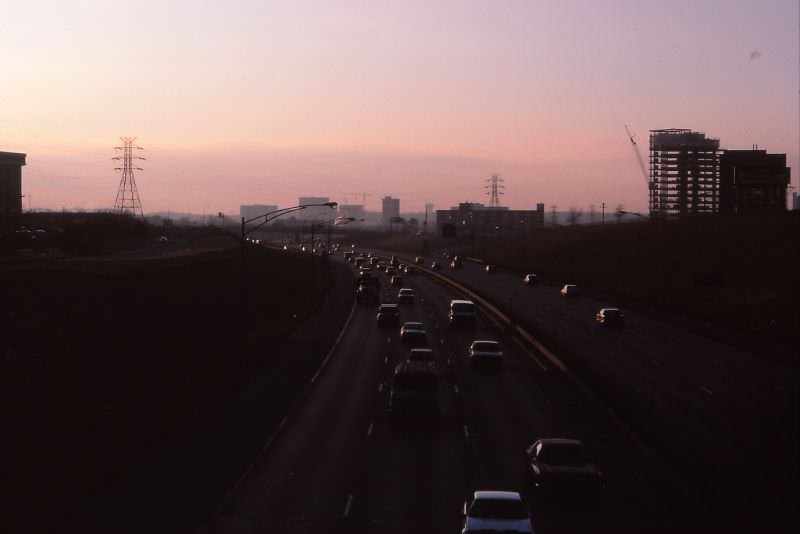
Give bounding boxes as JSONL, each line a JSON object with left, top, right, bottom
{"left": 380, "top": 250, "right": 798, "bottom": 528}
{"left": 203, "top": 255, "right": 698, "bottom": 533}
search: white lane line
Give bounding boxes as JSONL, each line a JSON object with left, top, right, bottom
{"left": 712, "top": 359, "right": 725, "bottom": 366}
{"left": 343, "top": 494, "right": 354, "bottom": 518}
{"left": 463, "top": 425, "right": 470, "bottom": 441}
{"left": 700, "top": 386, "right": 713, "bottom": 395}
{"left": 651, "top": 359, "right": 662, "bottom": 366}
{"left": 378, "top": 383, "right": 384, "bottom": 393}
{"left": 366, "top": 422, "right": 374, "bottom": 438}
{"left": 454, "top": 384, "right": 460, "bottom": 394}
{"left": 440, "top": 337, "right": 445, "bottom": 346}
{"left": 384, "top": 356, "right": 388, "bottom": 364}
{"left": 386, "top": 337, "right": 391, "bottom": 343}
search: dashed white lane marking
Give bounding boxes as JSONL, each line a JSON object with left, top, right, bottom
{"left": 343, "top": 494, "right": 354, "bottom": 518}
{"left": 367, "top": 422, "right": 374, "bottom": 438}
{"left": 650, "top": 359, "right": 662, "bottom": 366}
{"left": 463, "top": 425, "right": 470, "bottom": 440}
{"left": 440, "top": 337, "right": 445, "bottom": 346}
{"left": 384, "top": 356, "right": 388, "bottom": 364}
{"left": 700, "top": 386, "right": 713, "bottom": 395}
{"left": 712, "top": 359, "right": 725, "bottom": 366}
{"left": 386, "top": 337, "right": 391, "bottom": 343}
{"left": 378, "top": 383, "right": 384, "bottom": 393}
{"left": 447, "top": 358, "right": 452, "bottom": 365}
{"left": 454, "top": 384, "right": 460, "bottom": 394}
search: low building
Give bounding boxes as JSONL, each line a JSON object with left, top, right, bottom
{"left": 436, "top": 202, "right": 544, "bottom": 234}
{"left": 0, "top": 151, "right": 26, "bottom": 215}
{"left": 719, "top": 148, "right": 791, "bottom": 213}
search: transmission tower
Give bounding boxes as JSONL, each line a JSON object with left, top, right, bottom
{"left": 485, "top": 173, "right": 505, "bottom": 208}
{"left": 113, "top": 137, "right": 145, "bottom": 216}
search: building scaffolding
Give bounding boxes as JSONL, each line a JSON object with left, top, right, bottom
{"left": 649, "top": 129, "right": 720, "bottom": 218}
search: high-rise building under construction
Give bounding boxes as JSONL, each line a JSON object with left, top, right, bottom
{"left": 649, "top": 129, "right": 720, "bottom": 218}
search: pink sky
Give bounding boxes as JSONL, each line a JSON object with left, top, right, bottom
{"left": 1, "top": 0, "right": 797, "bottom": 215}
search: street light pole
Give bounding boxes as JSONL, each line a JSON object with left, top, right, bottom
{"left": 240, "top": 202, "right": 337, "bottom": 307}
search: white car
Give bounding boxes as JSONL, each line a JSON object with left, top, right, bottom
{"left": 560, "top": 284, "right": 580, "bottom": 297}
{"left": 468, "top": 340, "right": 504, "bottom": 366}
{"left": 462, "top": 491, "right": 534, "bottom": 533}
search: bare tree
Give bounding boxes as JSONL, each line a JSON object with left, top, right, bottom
{"left": 567, "top": 206, "right": 584, "bottom": 226}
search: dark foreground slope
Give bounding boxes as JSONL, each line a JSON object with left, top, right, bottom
{"left": 1, "top": 246, "right": 352, "bottom": 533}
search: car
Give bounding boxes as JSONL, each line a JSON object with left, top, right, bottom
{"left": 354, "top": 257, "right": 365, "bottom": 267}
{"left": 526, "top": 438, "right": 603, "bottom": 494}
{"left": 376, "top": 304, "right": 400, "bottom": 326}
{"left": 359, "top": 267, "right": 372, "bottom": 277}
{"left": 377, "top": 262, "right": 388, "bottom": 271}
{"left": 400, "top": 321, "right": 427, "bottom": 345}
{"left": 461, "top": 491, "right": 534, "bottom": 534}
{"left": 561, "top": 284, "right": 580, "bottom": 297}
{"left": 397, "top": 288, "right": 416, "bottom": 304}
{"left": 468, "top": 340, "right": 504, "bottom": 366}
{"left": 414, "top": 256, "right": 423, "bottom": 264}
{"left": 390, "top": 275, "right": 403, "bottom": 287}
{"left": 431, "top": 261, "right": 441, "bottom": 272}
{"left": 484, "top": 264, "right": 495, "bottom": 273}
{"left": 408, "top": 348, "right": 435, "bottom": 362}
{"left": 388, "top": 361, "right": 439, "bottom": 419}
{"left": 449, "top": 299, "right": 476, "bottom": 328}
{"left": 404, "top": 265, "right": 417, "bottom": 275}
{"left": 157, "top": 235, "right": 168, "bottom": 244}
{"left": 386, "top": 266, "right": 397, "bottom": 276}
{"left": 596, "top": 308, "right": 624, "bottom": 328}
{"left": 524, "top": 273, "right": 539, "bottom": 286}
{"left": 399, "top": 263, "right": 408, "bottom": 272}
{"left": 370, "top": 256, "right": 380, "bottom": 266}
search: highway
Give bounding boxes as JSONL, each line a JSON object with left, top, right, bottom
{"left": 204, "top": 254, "right": 692, "bottom": 533}
{"left": 382, "top": 250, "right": 797, "bottom": 524}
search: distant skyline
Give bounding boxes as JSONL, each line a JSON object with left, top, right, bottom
{"left": 1, "top": 0, "right": 797, "bottom": 214}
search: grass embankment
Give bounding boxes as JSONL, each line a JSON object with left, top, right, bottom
{"left": 2, "top": 246, "right": 335, "bottom": 532}
{"left": 368, "top": 213, "right": 799, "bottom": 343}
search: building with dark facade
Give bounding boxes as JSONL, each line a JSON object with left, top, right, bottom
{"left": 436, "top": 202, "right": 544, "bottom": 234}
{"left": 649, "top": 129, "right": 720, "bottom": 217}
{"left": 0, "top": 151, "right": 26, "bottom": 215}
{"left": 719, "top": 148, "right": 790, "bottom": 214}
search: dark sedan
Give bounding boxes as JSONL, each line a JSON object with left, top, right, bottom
{"left": 526, "top": 438, "right": 603, "bottom": 494}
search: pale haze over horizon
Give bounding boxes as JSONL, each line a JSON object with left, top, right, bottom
{"left": 1, "top": 0, "right": 797, "bottom": 215}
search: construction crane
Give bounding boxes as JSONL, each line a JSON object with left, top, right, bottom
{"left": 337, "top": 192, "right": 372, "bottom": 206}
{"left": 625, "top": 125, "right": 650, "bottom": 186}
